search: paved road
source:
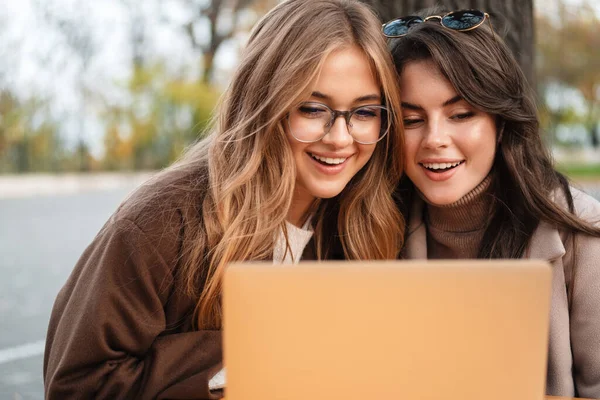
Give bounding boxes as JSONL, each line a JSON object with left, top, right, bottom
{"left": 0, "top": 185, "right": 139, "bottom": 399}
{"left": 0, "top": 178, "right": 598, "bottom": 399}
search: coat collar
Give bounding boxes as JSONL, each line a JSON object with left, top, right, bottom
{"left": 526, "top": 220, "right": 565, "bottom": 262}
{"left": 403, "top": 196, "right": 565, "bottom": 262}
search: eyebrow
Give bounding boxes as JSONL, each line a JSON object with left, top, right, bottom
{"left": 442, "top": 95, "right": 463, "bottom": 107}
{"left": 401, "top": 95, "right": 464, "bottom": 110}
{"left": 311, "top": 91, "right": 381, "bottom": 103}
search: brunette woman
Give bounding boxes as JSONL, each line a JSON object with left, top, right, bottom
{"left": 386, "top": 9, "right": 600, "bottom": 398}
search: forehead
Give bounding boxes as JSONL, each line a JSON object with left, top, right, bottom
{"left": 309, "top": 45, "right": 380, "bottom": 95}
{"left": 400, "top": 60, "right": 458, "bottom": 104}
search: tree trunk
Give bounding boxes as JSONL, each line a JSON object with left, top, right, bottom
{"left": 360, "top": 0, "right": 535, "bottom": 85}
{"left": 588, "top": 102, "right": 599, "bottom": 148}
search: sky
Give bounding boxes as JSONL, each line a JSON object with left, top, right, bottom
{"left": 0, "top": 0, "right": 598, "bottom": 157}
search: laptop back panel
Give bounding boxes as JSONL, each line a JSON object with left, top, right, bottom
{"left": 223, "top": 260, "right": 552, "bottom": 400}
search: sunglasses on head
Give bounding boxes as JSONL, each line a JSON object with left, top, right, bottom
{"left": 382, "top": 9, "right": 492, "bottom": 38}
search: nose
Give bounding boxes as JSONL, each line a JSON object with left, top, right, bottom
{"left": 422, "top": 119, "right": 450, "bottom": 149}
{"left": 321, "top": 116, "right": 353, "bottom": 149}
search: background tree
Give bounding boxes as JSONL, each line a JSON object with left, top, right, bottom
{"left": 537, "top": 2, "right": 600, "bottom": 148}
{"left": 359, "top": 0, "right": 535, "bottom": 85}
{"left": 35, "top": 0, "right": 98, "bottom": 171}
{"left": 100, "top": 64, "right": 220, "bottom": 171}
{"left": 0, "top": 91, "right": 65, "bottom": 173}
{"left": 172, "top": 0, "right": 276, "bottom": 84}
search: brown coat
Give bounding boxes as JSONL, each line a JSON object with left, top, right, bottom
{"left": 43, "top": 169, "right": 316, "bottom": 399}
{"left": 403, "top": 187, "right": 600, "bottom": 399}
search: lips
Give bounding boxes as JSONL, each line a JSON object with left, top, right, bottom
{"left": 420, "top": 160, "right": 464, "bottom": 173}
{"left": 305, "top": 151, "right": 352, "bottom": 176}
{"left": 309, "top": 153, "right": 347, "bottom": 165}
{"left": 418, "top": 159, "right": 464, "bottom": 182}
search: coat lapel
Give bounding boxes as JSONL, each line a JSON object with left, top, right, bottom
{"left": 526, "top": 221, "right": 566, "bottom": 262}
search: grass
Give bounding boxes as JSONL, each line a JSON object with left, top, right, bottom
{"left": 556, "top": 163, "right": 600, "bottom": 181}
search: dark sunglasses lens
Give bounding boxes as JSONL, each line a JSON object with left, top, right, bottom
{"left": 383, "top": 16, "right": 423, "bottom": 36}
{"left": 442, "top": 10, "right": 485, "bottom": 30}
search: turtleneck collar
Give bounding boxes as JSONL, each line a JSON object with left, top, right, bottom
{"left": 421, "top": 174, "right": 494, "bottom": 233}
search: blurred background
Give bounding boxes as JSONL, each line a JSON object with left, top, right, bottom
{"left": 0, "top": 0, "right": 598, "bottom": 398}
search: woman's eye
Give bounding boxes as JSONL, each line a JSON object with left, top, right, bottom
{"left": 299, "top": 105, "right": 328, "bottom": 117}
{"left": 451, "top": 112, "right": 475, "bottom": 120}
{"left": 353, "top": 107, "right": 379, "bottom": 120}
{"left": 403, "top": 118, "right": 423, "bottom": 127}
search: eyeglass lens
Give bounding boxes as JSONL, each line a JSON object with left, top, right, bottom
{"left": 382, "top": 16, "right": 423, "bottom": 37}
{"left": 288, "top": 102, "right": 387, "bottom": 144}
{"left": 383, "top": 9, "right": 486, "bottom": 37}
{"left": 441, "top": 10, "right": 485, "bottom": 30}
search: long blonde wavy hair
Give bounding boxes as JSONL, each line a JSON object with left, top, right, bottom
{"left": 160, "top": 0, "right": 405, "bottom": 329}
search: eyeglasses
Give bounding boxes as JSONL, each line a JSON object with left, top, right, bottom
{"left": 287, "top": 102, "right": 389, "bottom": 144}
{"left": 382, "top": 9, "right": 492, "bottom": 38}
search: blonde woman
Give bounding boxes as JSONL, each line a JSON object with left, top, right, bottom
{"left": 43, "top": 0, "right": 405, "bottom": 398}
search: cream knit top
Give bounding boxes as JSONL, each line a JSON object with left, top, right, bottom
{"left": 209, "top": 218, "right": 314, "bottom": 391}
{"left": 272, "top": 218, "right": 314, "bottom": 264}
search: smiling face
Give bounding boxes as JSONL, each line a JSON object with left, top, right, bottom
{"left": 285, "top": 45, "right": 381, "bottom": 221}
{"left": 399, "top": 59, "right": 497, "bottom": 206}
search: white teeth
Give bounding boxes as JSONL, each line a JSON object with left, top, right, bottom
{"left": 421, "top": 161, "right": 463, "bottom": 170}
{"left": 311, "top": 154, "right": 347, "bottom": 165}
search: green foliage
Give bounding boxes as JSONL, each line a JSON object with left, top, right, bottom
{"left": 556, "top": 162, "right": 600, "bottom": 179}
{"left": 0, "top": 92, "right": 70, "bottom": 173}
{"left": 101, "top": 64, "right": 219, "bottom": 171}
{"left": 536, "top": 4, "right": 600, "bottom": 147}
{"left": 0, "top": 61, "right": 219, "bottom": 174}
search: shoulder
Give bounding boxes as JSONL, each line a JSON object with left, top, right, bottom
{"left": 546, "top": 186, "right": 600, "bottom": 276}
{"left": 529, "top": 186, "right": 600, "bottom": 261}
{"left": 114, "top": 166, "right": 208, "bottom": 229}
{"left": 570, "top": 187, "right": 600, "bottom": 226}
{"left": 95, "top": 165, "right": 210, "bottom": 267}
{"left": 553, "top": 186, "right": 600, "bottom": 226}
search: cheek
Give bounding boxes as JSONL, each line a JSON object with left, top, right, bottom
{"left": 483, "top": 144, "right": 497, "bottom": 170}
{"left": 464, "top": 127, "right": 497, "bottom": 164}
{"left": 357, "top": 144, "right": 376, "bottom": 164}
{"left": 284, "top": 132, "right": 295, "bottom": 152}
{"left": 403, "top": 134, "right": 420, "bottom": 162}
{"left": 286, "top": 138, "right": 306, "bottom": 160}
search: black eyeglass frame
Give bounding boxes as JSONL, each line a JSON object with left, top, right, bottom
{"left": 381, "top": 9, "right": 493, "bottom": 38}
{"left": 286, "top": 102, "right": 390, "bottom": 145}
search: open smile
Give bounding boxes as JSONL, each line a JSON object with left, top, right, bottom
{"left": 419, "top": 160, "right": 464, "bottom": 173}
{"left": 418, "top": 160, "right": 465, "bottom": 182}
{"left": 309, "top": 153, "right": 348, "bottom": 166}
{"left": 306, "top": 152, "right": 352, "bottom": 176}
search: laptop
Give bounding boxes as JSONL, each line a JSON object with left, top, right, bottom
{"left": 222, "top": 260, "right": 552, "bottom": 400}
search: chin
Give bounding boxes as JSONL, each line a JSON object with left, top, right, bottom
{"left": 420, "top": 191, "right": 461, "bottom": 206}
{"left": 310, "top": 185, "right": 346, "bottom": 200}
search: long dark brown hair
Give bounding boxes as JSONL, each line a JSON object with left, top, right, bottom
{"left": 390, "top": 11, "right": 600, "bottom": 259}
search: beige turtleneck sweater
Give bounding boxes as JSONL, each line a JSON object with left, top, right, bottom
{"left": 423, "top": 175, "right": 492, "bottom": 259}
